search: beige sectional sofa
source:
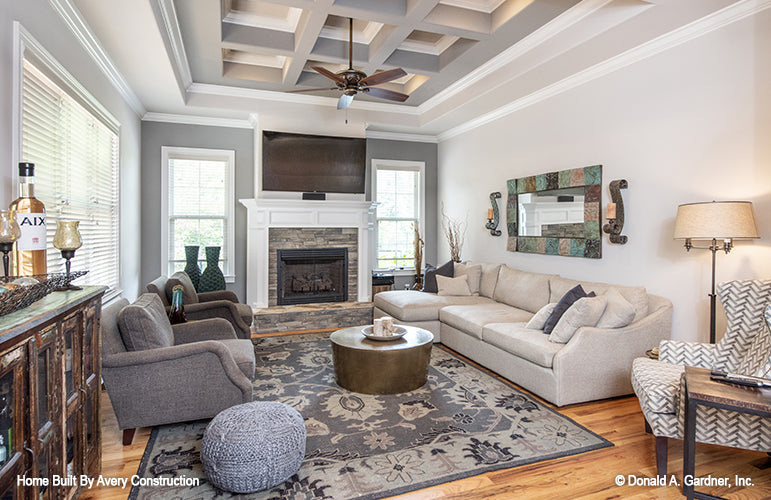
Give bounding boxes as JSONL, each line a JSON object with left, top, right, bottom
{"left": 374, "top": 262, "right": 673, "bottom": 406}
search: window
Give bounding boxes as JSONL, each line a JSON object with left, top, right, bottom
{"left": 372, "top": 160, "right": 425, "bottom": 270}
{"left": 162, "top": 147, "right": 235, "bottom": 281}
{"left": 20, "top": 59, "right": 121, "bottom": 295}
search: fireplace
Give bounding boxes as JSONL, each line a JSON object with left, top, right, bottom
{"left": 277, "top": 248, "right": 348, "bottom": 305}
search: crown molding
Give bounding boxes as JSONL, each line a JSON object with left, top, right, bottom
{"left": 187, "top": 82, "right": 422, "bottom": 114}
{"left": 48, "top": 0, "right": 145, "bottom": 116}
{"left": 153, "top": 0, "right": 193, "bottom": 91}
{"left": 142, "top": 112, "right": 254, "bottom": 129}
{"left": 438, "top": 0, "right": 771, "bottom": 142}
{"left": 365, "top": 130, "right": 438, "bottom": 143}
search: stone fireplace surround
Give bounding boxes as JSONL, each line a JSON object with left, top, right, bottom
{"left": 240, "top": 199, "right": 377, "bottom": 308}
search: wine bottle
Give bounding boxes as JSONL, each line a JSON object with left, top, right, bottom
{"left": 9, "top": 163, "right": 46, "bottom": 276}
{"left": 168, "top": 285, "right": 186, "bottom": 324}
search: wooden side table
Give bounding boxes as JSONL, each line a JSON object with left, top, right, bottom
{"left": 683, "top": 366, "right": 771, "bottom": 499}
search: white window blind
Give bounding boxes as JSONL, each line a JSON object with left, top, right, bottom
{"left": 373, "top": 161, "right": 424, "bottom": 270}
{"left": 163, "top": 148, "right": 235, "bottom": 278}
{"left": 21, "top": 60, "right": 120, "bottom": 294}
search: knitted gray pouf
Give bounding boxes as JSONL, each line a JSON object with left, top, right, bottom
{"left": 201, "top": 401, "right": 306, "bottom": 493}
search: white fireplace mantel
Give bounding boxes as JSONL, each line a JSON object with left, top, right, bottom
{"left": 240, "top": 198, "right": 377, "bottom": 308}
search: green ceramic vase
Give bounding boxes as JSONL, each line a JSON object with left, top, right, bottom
{"left": 199, "top": 246, "right": 226, "bottom": 292}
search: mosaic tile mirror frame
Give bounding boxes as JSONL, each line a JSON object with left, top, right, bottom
{"left": 506, "top": 165, "right": 602, "bottom": 259}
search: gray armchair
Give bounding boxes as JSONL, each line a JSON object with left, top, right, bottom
{"left": 101, "top": 293, "right": 255, "bottom": 445}
{"left": 146, "top": 272, "right": 253, "bottom": 339}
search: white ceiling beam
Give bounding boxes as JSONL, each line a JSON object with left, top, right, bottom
{"left": 281, "top": 0, "right": 335, "bottom": 86}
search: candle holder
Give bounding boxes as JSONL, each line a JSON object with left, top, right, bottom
{"left": 0, "top": 210, "right": 21, "bottom": 280}
{"left": 485, "top": 192, "right": 502, "bottom": 236}
{"left": 53, "top": 220, "right": 83, "bottom": 291}
{"left": 602, "top": 179, "right": 628, "bottom": 244}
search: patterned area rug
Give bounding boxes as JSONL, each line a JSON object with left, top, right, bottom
{"left": 129, "top": 333, "right": 611, "bottom": 499}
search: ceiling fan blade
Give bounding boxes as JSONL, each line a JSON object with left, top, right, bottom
{"left": 312, "top": 66, "right": 345, "bottom": 84}
{"left": 364, "top": 87, "right": 409, "bottom": 102}
{"left": 337, "top": 93, "right": 354, "bottom": 110}
{"left": 360, "top": 68, "right": 407, "bottom": 87}
{"left": 285, "top": 88, "right": 338, "bottom": 93}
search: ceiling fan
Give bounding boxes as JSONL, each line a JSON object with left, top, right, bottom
{"left": 287, "top": 18, "right": 410, "bottom": 110}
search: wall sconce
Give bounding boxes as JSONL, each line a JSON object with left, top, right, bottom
{"left": 485, "top": 192, "right": 502, "bottom": 236}
{"left": 602, "top": 179, "right": 628, "bottom": 244}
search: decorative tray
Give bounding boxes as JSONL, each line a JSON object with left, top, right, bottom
{"left": 0, "top": 271, "right": 88, "bottom": 317}
{"left": 361, "top": 325, "right": 407, "bottom": 341}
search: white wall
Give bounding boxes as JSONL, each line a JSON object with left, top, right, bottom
{"left": 0, "top": 0, "right": 142, "bottom": 299}
{"left": 437, "top": 10, "right": 771, "bottom": 343}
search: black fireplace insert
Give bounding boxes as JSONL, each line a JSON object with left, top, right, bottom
{"left": 276, "top": 248, "right": 348, "bottom": 305}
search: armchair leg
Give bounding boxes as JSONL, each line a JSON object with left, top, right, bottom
{"left": 122, "top": 428, "right": 136, "bottom": 446}
{"left": 655, "top": 436, "right": 668, "bottom": 478}
{"left": 644, "top": 419, "right": 652, "bottom": 434}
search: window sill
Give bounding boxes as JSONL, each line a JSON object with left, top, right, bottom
{"left": 374, "top": 268, "right": 421, "bottom": 277}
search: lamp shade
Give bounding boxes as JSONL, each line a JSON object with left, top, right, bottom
{"left": 673, "top": 201, "right": 759, "bottom": 240}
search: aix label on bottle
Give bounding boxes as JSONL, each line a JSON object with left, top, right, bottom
{"left": 16, "top": 212, "right": 46, "bottom": 250}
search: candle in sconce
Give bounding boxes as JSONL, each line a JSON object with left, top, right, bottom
{"left": 607, "top": 203, "right": 617, "bottom": 219}
{"left": 487, "top": 208, "right": 494, "bottom": 219}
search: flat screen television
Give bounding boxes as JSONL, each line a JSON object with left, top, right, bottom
{"left": 262, "top": 131, "right": 366, "bottom": 194}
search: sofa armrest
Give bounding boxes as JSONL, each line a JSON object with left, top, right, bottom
{"left": 184, "top": 301, "right": 251, "bottom": 339}
{"left": 659, "top": 340, "right": 715, "bottom": 368}
{"left": 550, "top": 299, "right": 673, "bottom": 405}
{"left": 198, "top": 290, "right": 239, "bottom": 303}
{"left": 172, "top": 318, "right": 237, "bottom": 344}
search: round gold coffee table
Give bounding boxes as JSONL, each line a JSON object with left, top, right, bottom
{"left": 330, "top": 325, "right": 433, "bottom": 395}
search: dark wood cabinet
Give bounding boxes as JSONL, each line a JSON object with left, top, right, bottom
{"left": 0, "top": 287, "right": 104, "bottom": 500}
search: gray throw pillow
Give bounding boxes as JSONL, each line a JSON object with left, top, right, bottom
{"left": 549, "top": 295, "right": 608, "bottom": 344}
{"left": 166, "top": 271, "right": 199, "bottom": 305}
{"left": 118, "top": 293, "right": 174, "bottom": 351}
{"left": 543, "top": 285, "right": 595, "bottom": 335}
{"left": 422, "top": 260, "right": 454, "bottom": 293}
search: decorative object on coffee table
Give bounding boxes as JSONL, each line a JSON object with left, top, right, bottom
{"left": 53, "top": 220, "right": 83, "bottom": 291}
{"left": 673, "top": 201, "right": 759, "bottom": 343}
{"left": 602, "top": 179, "right": 628, "bottom": 244}
{"left": 201, "top": 401, "right": 306, "bottom": 494}
{"left": 441, "top": 203, "right": 466, "bottom": 262}
{"left": 0, "top": 210, "right": 21, "bottom": 279}
{"left": 485, "top": 191, "right": 502, "bottom": 236}
{"left": 183, "top": 245, "right": 201, "bottom": 292}
{"left": 199, "top": 246, "right": 226, "bottom": 292}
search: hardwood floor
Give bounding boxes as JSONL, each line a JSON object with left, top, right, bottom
{"left": 82, "top": 344, "right": 771, "bottom": 500}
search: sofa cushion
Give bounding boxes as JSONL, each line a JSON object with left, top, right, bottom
{"left": 437, "top": 274, "right": 472, "bottom": 296}
{"left": 493, "top": 265, "right": 553, "bottom": 314}
{"left": 465, "top": 262, "right": 501, "bottom": 298}
{"left": 482, "top": 323, "right": 564, "bottom": 368}
{"left": 440, "top": 303, "right": 533, "bottom": 339}
{"left": 631, "top": 357, "right": 683, "bottom": 414}
{"left": 596, "top": 288, "right": 636, "bottom": 329}
{"left": 544, "top": 285, "right": 592, "bottom": 335}
{"left": 118, "top": 294, "right": 174, "bottom": 351}
{"left": 422, "top": 260, "right": 454, "bottom": 293}
{"left": 219, "top": 339, "right": 256, "bottom": 379}
{"left": 550, "top": 276, "right": 648, "bottom": 322}
{"left": 374, "top": 290, "right": 493, "bottom": 322}
{"left": 549, "top": 295, "right": 607, "bottom": 344}
{"left": 166, "top": 271, "right": 199, "bottom": 305}
{"left": 526, "top": 303, "right": 557, "bottom": 330}
{"left": 454, "top": 262, "right": 482, "bottom": 295}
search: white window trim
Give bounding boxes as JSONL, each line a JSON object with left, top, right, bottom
{"left": 161, "top": 146, "right": 236, "bottom": 282}
{"left": 371, "top": 159, "right": 425, "bottom": 273}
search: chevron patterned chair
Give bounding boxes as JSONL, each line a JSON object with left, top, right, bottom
{"left": 631, "top": 279, "right": 771, "bottom": 477}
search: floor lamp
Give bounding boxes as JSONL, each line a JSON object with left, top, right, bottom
{"left": 673, "top": 201, "right": 760, "bottom": 343}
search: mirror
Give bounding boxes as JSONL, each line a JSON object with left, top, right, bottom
{"left": 506, "top": 165, "right": 602, "bottom": 258}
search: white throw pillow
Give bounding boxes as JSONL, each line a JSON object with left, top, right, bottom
{"left": 436, "top": 274, "right": 472, "bottom": 296}
{"left": 454, "top": 263, "right": 482, "bottom": 295}
{"left": 596, "top": 288, "right": 636, "bottom": 329}
{"left": 549, "top": 295, "right": 608, "bottom": 344}
{"left": 526, "top": 303, "right": 557, "bottom": 330}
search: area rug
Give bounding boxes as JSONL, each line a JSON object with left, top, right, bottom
{"left": 129, "top": 333, "right": 611, "bottom": 499}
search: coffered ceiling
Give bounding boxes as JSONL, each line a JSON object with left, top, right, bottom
{"left": 69, "top": 0, "right": 758, "bottom": 138}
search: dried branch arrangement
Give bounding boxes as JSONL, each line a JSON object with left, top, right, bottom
{"left": 441, "top": 203, "right": 466, "bottom": 263}
{"left": 413, "top": 223, "right": 424, "bottom": 287}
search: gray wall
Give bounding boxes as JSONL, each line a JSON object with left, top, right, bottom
{"left": 141, "top": 121, "right": 254, "bottom": 301}
{"left": 366, "top": 138, "right": 438, "bottom": 290}
{"left": 0, "top": 0, "right": 142, "bottom": 300}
